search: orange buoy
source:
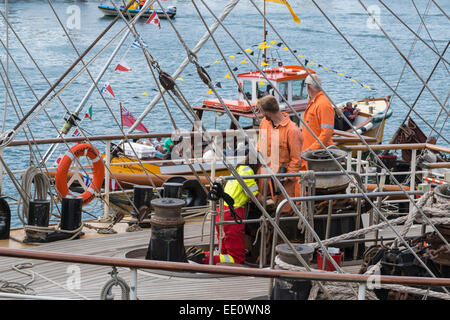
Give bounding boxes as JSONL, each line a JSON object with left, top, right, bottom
{"left": 55, "top": 143, "right": 104, "bottom": 206}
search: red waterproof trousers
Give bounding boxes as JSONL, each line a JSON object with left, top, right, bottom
{"left": 203, "top": 206, "right": 246, "bottom": 265}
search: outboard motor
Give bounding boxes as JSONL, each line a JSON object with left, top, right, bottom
{"left": 146, "top": 198, "right": 186, "bottom": 262}
{"left": 0, "top": 197, "right": 11, "bottom": 240}
{"left": 133, "top": 185, "right": 154, "bottom": 227}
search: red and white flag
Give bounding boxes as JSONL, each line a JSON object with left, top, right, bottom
{"left": 115, "top": 61, "right": 132, "bottom": 72}
{"left": 101, "top": 82, "right": 115, "bottom": 98}
{"left": 146, "top": 11, "right": 161, "bottom": 29}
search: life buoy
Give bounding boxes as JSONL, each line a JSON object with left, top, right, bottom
{"left": 55, "top": 143, "right": 105, "bottom": 206}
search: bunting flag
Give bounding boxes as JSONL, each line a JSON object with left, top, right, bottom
{"left": 84, "top": 105, "right": 93, "bottom": 120}
{"left": 72, "top": 128, "right": 81, "bottom": 137}
{"left": 173, "top": 39, "right": 376, "bottom": 91}
{"left": 265, "top": 0, "right": 300, "bottom": 24}
{"left": 55, "top": 153, "right": 63, "bottom": 166}
{"left": 101, "top": 82, "right": 115, "bottom": 98}
{"left": 121, "top": 105, "right": 149, "bottom": 133}
{"left": 131, "top": 36, "right": 148, "bottom": 49}
{"left": 146, "top": 10, "right": 161, "bottom": 29}
{"left": 115, "top": 61, "right": 132, "bottom": 72}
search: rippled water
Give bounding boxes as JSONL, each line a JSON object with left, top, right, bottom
{"left": 0, "top": 0, "right": 448, "bottom": 227}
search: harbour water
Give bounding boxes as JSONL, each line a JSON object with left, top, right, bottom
{"left": 0, "top": 0, "right": 448, "bottom": 227}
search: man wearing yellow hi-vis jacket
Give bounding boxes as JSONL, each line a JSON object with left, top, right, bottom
{"left": 186, "top": 156, "right": 259, "bottom": 265}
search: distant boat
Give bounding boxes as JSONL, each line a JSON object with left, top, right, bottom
{"left": 98, "top": 4, "right": 176, "bottom": 19}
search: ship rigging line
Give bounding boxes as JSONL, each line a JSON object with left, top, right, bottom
{"left": 410, "top": 0, "right": 450, "bottom": 141}
{"left": 46, "top": 0, "right": 165, "bottom": 204}
{"left": 124, "top": 0, "right": 241, "bottom": 135}
{"left": 188, "top": 0, "right": 359, "bottom": 299}
{"left": 212, "top": 0, "right": 450, "bottom": 254}
{"left": 358, "top": 0, "right": 449, "bottom": 119}
{"left": 0, "top": 1, "right": 150, "bottom": 146}
{"left": 194, "top": 0, "right": 450, "bottom": 292}
{"left": 109, "top": 0, "right": 212, "bottom": 195}
{"left": 0, "top": 1, "right": 162, "bottom": 221}
{"left": 382, "top": 0, "right": 434, "bottom": 140}
{"left": 8, "top": 0, "right": 137, "bottom": 133}
{"left": 376, "top": 0, "right": 450, "bottom": 68}
{"left": 392, "top": 41, "right": 450, "bottom": 144}
{"left": 159, "top": 0, "right": 360, "bottom": 297}
{"left": 139, "top": 0, "right": 339, "bottom": 299}
{"left": 248, "top": 0, "right": 450, "bottom": 264}
{"left": 431, "top": 0, "right": 450, "bottom": 21}
{"left": 394, "top": 0, "right": 450, "bottom": 133}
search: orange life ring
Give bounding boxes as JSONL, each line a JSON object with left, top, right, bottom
{"left": 55, "top": 143, "right": 105, "bottom": 206}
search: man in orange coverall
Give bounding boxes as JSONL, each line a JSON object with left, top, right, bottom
{"left": 256, "top": 95, "right": 303, "bottom": 213}
{"left": 301, "top": 74, "right": 335, "bottom": 170}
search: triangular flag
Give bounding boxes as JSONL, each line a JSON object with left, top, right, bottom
{"left": 146, "top": 10, "right": 161, "bottom": 29}
{"left": 229, "top": 55, "right": 236, "bottom": 59}
{"left": 258, "top": 80, "right": 266, "bottom": 85}
{"left": 207, "top": 89, "right": 213, "bottom": 94}
{"left": 115, "top": 61, "right": 132, "bottom": 72}
{"left": 261, "top": 61, "right": 269, "bottom": 66}
{"left": 224, "top": 74, "right": 232, "bottom": 79}
{"left": 84, "top": 105, "right": 93, "bottom": 120}
{"left": 176, "top": 77, "right": 184, "bottom": 81}
{"left": 240, "top": 59, "right": 247, "bottom": 64}
{"left": 215, "top": 82, "right": 222, "bottom": 88}
{"left": 55, "top": 153, "right": 63, "bottom": 166}
{"left": 245, "top": 48, "right": 252, "bottom": 53}
{"left": 213, "top": 60, "right": 220, "bottom": 64}
{"left": 72, "top": 128, "right": 81, "bottom": 137}
{"left": 101, "top": 82, "right": 115, "bottom": 98}
{"left": 270, "top": 40, "right": 278, "bottom": 44}
{"left": 143, "top": 92, "right": 149, "bottom": 97}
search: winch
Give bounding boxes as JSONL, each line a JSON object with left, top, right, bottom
{"left": 300, "top": 148, "right": 350, "bottom": 194}
{"left": 145, "top": 198, "right": 186, "bottom": 262}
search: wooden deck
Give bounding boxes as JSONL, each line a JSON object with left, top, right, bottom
{"left": 0, "top": 220, "right": 271, "bottom": 300}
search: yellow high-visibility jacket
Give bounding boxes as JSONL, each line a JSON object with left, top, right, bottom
{"left": 224, "top": 165, "right": 259, "bottom": 208}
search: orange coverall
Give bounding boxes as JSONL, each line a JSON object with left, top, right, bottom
{"left": 257, "top": 112, "right": 303, "bottom": 213}
{"left": 301, "top": 91, "right": 335, "bottom": 170}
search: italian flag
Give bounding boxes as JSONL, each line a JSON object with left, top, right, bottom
{"left": 84, "top": 105, "right": 93, "bottom": 120}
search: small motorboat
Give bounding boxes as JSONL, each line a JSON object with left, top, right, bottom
{"left": 98, "top": 4, "right": 176, "bottom": 19}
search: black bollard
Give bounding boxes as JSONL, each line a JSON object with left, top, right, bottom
{"left": 27, "top": 200, "right": 50, "bottom": 228}
{"left": 145, "top": 198, "right": 186, "bottom": 262}
{"left": 60, "top": 196, "right": 82, "bottom": 231}
{"left": 162, "top": 182, "right": 184, "bottom": 199}
{"left": 0, "top": 197, "right": 10, "bottom": 240}
{"left": 133, "top": 186, "right": 154, "bottom": 224}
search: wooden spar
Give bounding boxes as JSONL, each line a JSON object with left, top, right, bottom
{"left": 0, "top": 247, "right": 450, "bottom": 287}
{"left": 11, "top": 0, "right": 136, "bottom": 132}
{"left": 45, "top": 171, "right": 210, "bottom": 188}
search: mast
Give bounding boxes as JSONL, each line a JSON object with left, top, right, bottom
{"left": 263, "top": 0, "right": 267, "bottom": 64}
